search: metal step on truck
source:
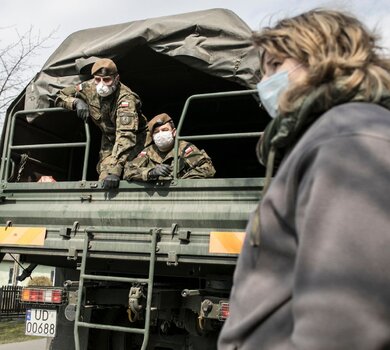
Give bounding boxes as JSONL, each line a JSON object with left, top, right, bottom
{"left": 0, "top": 8, "right": 269, "bottom": 350}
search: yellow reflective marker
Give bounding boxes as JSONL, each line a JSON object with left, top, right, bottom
{"left": 209, "top": 231, "right": 245, "bottom": 254}
{"left": 0, "top": 227, "right": 46, "bottom": 246}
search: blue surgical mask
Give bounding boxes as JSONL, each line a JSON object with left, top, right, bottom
{"left": 256, "top": 70, "right": 289, "bottom": 119}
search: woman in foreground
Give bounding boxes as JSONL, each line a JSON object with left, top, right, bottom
{"left": 218, "top": 9, "right": 390, "bottom": 350}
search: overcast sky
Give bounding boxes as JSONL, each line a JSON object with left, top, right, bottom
{"left": 2, "top": 0, "right": 390, "bottom": 75}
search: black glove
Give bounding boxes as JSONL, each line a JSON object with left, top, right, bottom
{"left": 73, "top": 98, "right": 89, "bottom": 121}
{"left": 102, "top": 174, "right": 120, "bottom": 189}
{"left": 148, "top": 164, "right": 172, "bottom": 179}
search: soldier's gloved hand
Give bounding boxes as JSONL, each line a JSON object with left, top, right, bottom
{"left": 148, "top": 164, "right": 172, "bottom": 179}
{"left": 73, "top": 98, "right": 89, "bottom": 121}
{"left": 102, "top": 174, "right": 120, "bottom": 189}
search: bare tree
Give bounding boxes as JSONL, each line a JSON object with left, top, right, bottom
{"left": 0, "top": 26, "right": 56, "bottom": 128}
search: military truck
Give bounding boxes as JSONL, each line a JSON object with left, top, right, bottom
{"left": 0, "top": 9, "right": 268, "bottom": 350}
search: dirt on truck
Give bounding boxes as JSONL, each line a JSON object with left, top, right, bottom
{"left": 0, "top": 8, "right": 269, "bottom": 350}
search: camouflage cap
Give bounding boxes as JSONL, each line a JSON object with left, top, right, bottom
{"left": 148, "top": 113, "right": 173, "bottom": 133}
{"left": 91, "top": 58, "right": 118, "bottom": 76}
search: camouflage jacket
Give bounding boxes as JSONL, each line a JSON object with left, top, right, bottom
{"left": 55, "top": 80, "right": 148, "bottom": 179}
{"left": 124, "top": 141, "right": 216, "bottom": 181}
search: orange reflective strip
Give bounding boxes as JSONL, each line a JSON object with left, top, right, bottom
{"left": 0, "top": 227, "right": 46, "bottom": 246}
{"left": 209, "top": 231, "right": 246, "bottom": 254}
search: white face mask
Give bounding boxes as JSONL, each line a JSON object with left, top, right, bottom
{"left": 153, "top": 130, "right": 174, "bottom": 151}
{"left": 96, "top": 82, "right": 116, "bottom": 97}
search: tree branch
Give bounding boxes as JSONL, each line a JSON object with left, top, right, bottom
{"left": 0, "top": 26, "right": 57, "bottom": 120}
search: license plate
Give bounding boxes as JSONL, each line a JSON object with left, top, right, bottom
{"left": 25, "top": 309, "right": 57, "bottom": 337}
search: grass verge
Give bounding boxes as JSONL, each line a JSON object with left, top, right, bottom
{"left": 0, "top": 318, "right": 41, "bottom": 344}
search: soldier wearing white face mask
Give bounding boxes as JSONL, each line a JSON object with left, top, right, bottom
{"left": 124, "top": 113, "right": 215, "bottom": 181}
{"left": 55, "top": 58, "right": 149, "bottom": 189}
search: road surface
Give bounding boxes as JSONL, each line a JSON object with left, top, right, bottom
{"left": 0, "top": 338, "right": 48, "bottom": 350}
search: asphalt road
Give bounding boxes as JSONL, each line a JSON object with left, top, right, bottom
{"left": 0, "top": 338, "right": 48, "bottom": 350}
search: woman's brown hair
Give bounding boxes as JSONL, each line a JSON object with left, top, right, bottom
{"left": 253, "top": 9, "right": 390, "bottom": 115}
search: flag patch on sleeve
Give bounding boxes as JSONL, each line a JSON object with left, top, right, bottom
{"left": 120, "top": 102, "right": 129, "bottom": 107}
{"left": 138, "top": 151, "right": 147, "bottom": 158}
{"left": 184, "top": 146, "right": 193, "bottom": 156}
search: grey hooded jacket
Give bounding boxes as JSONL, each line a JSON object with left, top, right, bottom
{"left": 218, "top": 102, "right": 390, "bottom": 350}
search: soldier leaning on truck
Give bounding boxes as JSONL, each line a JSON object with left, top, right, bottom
{"left": 55, "top": 58, "right": 149, "bottom": 189}
{"left": 124, "top": 113, "right": 215, "bottom": 181}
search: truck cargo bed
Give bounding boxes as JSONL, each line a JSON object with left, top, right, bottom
{"left": 0, "top": 178, "right": 261, "bottom": 270}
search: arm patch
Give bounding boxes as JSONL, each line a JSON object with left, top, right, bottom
{"left": 184, "top": 146, "right": 194, "bottom": 156}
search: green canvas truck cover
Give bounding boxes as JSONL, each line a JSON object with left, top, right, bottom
{"left": 23, "top": 8, "right": 260, "bottom": 112}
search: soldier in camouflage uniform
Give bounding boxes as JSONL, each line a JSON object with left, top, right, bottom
{"left": 124, "top": 113, "right": 215, "bottom": 181}
{"left": 55, "top": 58, "right": 148, "bottom": 189}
